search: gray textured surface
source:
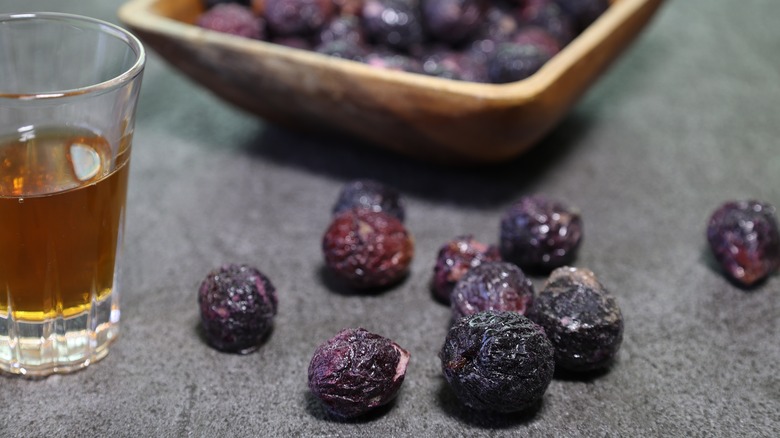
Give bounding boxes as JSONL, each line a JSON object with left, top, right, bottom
{"left": 1, "top": 1, "right": 779, "bottom": 436}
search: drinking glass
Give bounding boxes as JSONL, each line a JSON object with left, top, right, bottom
{"left": 0, "top": 12, "right": 145, "bottom": 376}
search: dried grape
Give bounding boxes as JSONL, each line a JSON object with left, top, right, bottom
{"left": 529, "top": 267, "right": 623, "bottom": 372}
{"left": 198, "top": 264, "right": 278, "bottom": 353}
{"left": 440, "top": 311, "right": 554, "bottom": 412}
{"left": 308, "top": 328, "right": 410, "bottom": 418}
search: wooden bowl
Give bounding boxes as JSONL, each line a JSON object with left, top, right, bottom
{"left": 118, "top": 0, "right": 664, "bottom": 164}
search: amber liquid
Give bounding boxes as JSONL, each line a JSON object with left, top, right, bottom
{"left": 0, "top": 126, "right": 130, "bottom": 322}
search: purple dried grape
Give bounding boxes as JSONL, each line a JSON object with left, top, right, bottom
{"left": 476, "top": 3, "right": 520, "bottom": 43}
{"left": 308, "top": 328, "right": 410, "bottom": 418}
{"left": 499, "top": 195, "right": 583, "bottom": 272}
{"left": 528, "top": 267, "right": 623, "bottom": 372}
{"left": 197, "top": 4, "right": 266, "bottom": 40}
{"left": 512, "top": 26, "right": 562, "bottom": 57}
{"left": 487, "top": 41, "right": 552, "bottom": 83}
{"left": 706, "top": 200, "right": 780, "bottom": 287}
{"left": 517, "top": 0, "right": 576, "bottom": 45}
{"left": 440, "top": 310, "right": 554, "bottom": 412}
{"left": 556, "top": 0, "right": 609, "bottom": 31}
{"left": 198, "top": 264, "right": 278, "bottom": 353}
{"left": 362, "top": 0, "right": 425, "bottom": 51}
{"left": 332, "top": 179, "right": 405, "bottom": 222}
{"left": 450, "top": 261, "right": 535, "bottom": 319}
{"left": 316, "top": 15, "right": 365, "bottom": 46}
{"left": 421, "top": 0, "right": 487, "bottom": 44}
{"left": 322, "top": 209, "right": 414, "bottom": 289}
{"left": 432, "top": 235, "right": 502, "bottom": 302}
{"left": 467, "top": 3, "right": 519, "bottom": 65}
{"left": 264, "top": 0, "right": 335, "bottom": 36}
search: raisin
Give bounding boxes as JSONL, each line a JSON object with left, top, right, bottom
{"left": 450, "top": 261, "right": 535, "bottom": 319}
{"left": 499, "top": 195, "right": 583, "bottom": 272}
{"left": 517, "top": 0, "right": 576, "bottom": 45}
{"left": 528, "top": 267, "right": 623, "bottom": 372}
{"left": 440, "top": 311, "right": 554, "bottom": 412}
{"left": 322, "top": 209, "right": 414, "bottom": 289}
{"left": 706, "top": 200, "right": 780, "bottom": 287}
{"left": 512, "top": 26, "right": 562, "bottom": 57}
{"left": 332, "top": 179, "right": 405, "bottom": 222}
{"left": 475, "top": 3, "right": 519, "bottom": 43}
{"left": 362, "top": 0, "right": 425, "bottom": 51}
{"left": 197, "top": 4, "right": 266, "bottom": 40}
{"left": 308, "top": 328, "right": 410, "bottom": 418}
{"left": 316, "top": 15, "right": 365, "bottom": 46}
{"left": 264, "top": 0, "right": 335, "bottom": 36}
{"left": 432, "top": 235, "right": 501, "bottom": 303}
{"left": 421, "top": 0, "right": 487, "bottom": 44}
{"left": 198, "top": 264, "right": 278, "bottom": 353}
{"left": 556, "top": 0, "right": 610, "bottom": 32}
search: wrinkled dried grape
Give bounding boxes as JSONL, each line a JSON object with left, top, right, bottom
{"left": 557, "top": 0, "right": 609, "bottom": 31}
{"left": 440, "top": 311, "right": 554, "bottom": 412}
{"left": 432, "top": 235, "right": 501, "bottom": 303}
{"left": 362, "top": 0, "right": 425, "bottom": 51}
{"left": 198, "top": 264, "right": 278, "bottom": 353}
{"left": 499, "top": 195, "right": 583, "bottom": 272}
{"left": 317, "top": 15, "right": 365, "bottom": 45}
{"left": 529, "top": 267, "right": 623, "bottom": 372}
{"left": 450, "top": 261, "right": 534, "bottom": 319}
{"left": 475, "top": 2, "right": 519, "bottom": 43}
{"left": 308, "top": 328, "right": 410, "bottom": 418}
{"left": 512, "top": 26, "right": 562, "bottom": 57}
{"left": 421, "top": 0, "right": 486, "bottom": 44}
{"left": 518, "top": 0, "right": 576, "bottom": 45}
{"left": 706, "top": 200, "right": 780, "bottom": 287}
{"left": 322, "top": 209, "right": 414, "bottom": 289}
{"left": 264, "top": 0, "right": 335, "bottom": 36}
{"left": 197, "top": 3, "right": 266, "bottom": 39}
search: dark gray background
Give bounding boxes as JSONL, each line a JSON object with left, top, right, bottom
{"left": 1, "top": 1, "right": 778, "bottom": 436}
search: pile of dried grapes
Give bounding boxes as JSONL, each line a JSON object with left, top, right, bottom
{"left": 196, "top": 0, "right": 609, "bottom": 83}
{"left": 197, "top": 178, "right": 778, "bottom": 420}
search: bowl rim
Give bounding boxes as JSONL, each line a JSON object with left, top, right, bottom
{"left": 119, "top": 0, "right": 652, "bottom": 103}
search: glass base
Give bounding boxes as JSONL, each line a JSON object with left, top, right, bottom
{"left": 0, "top": 296, "right": 119, "bottom": 377}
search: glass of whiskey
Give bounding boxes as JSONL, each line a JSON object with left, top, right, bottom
{"left": 0, "top": 12, "right": 145, "bottom": 376}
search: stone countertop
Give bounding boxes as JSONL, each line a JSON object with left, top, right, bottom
{"left": 1, "top": 1, "right": 779, "bottom": 436}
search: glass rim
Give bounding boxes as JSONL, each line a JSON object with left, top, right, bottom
{"left": 0, "top": 12, "right": 146, "bottom": 100}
